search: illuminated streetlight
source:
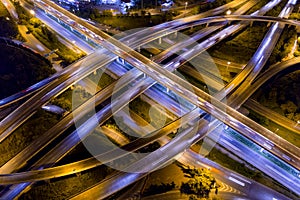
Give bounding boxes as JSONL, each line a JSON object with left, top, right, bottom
{"left": 5, "top": 17, "right": 10, "bottom": 21}
{"left": 295, "top": 120, "right": 300, "bottom": 128}
{"left": 29, "top": 9, "right": 35, "bottom": 15}
{"left": 226, "top": 61, "right": 231, "bottom": 71}
{"left": 185, "top": 2, "right": 188, "bottom": 12}
{"left": 184, "top": 2, "right": 188, "bottom": 17}
{"left": 226, "top": 10, "right": 231, "bottom": 15}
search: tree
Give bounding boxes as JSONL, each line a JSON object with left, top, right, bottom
{"left": 141, "top": 10, "right": 146, "bottom": 17}
{"left": 29, "top": 18, "right": 42, "bottom": 28}
{"left": 179, "top": 165, "right": 219, "bottom": 199}
{"left": 281, "top": 101, "right": 297, "bottom": 114}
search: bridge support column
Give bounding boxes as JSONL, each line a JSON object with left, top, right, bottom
{"left": 158, "top": 37, "right": 162, "bottom": 44}
{"left": 166, "top": 87, "right": 169, "bottom": 93}
{"left": 137, "top": 46, "right": 140, "bottom": 52}
{"left": 174, "top": 31, "right": 177, "bottom": 38}
{"left": 206, "top": 23, "right": 209, "bottom": 27}
{"left": 93, "top": 70, "right": 97, "bottom": 75}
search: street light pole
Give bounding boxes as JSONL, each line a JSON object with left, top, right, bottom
{"left": 295, "top": 120, "right": 300, "bottom": 128}
{"left": 184, "top": 2, "right": 188, "bottom": 16}
{"left": 226, "top": 61, "right": 231, "bottom": 71}
{"left": 226, "top": 9, "right": 231, "bottom": 15}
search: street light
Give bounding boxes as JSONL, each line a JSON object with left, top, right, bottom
{"left": 29, "top": 9, "right": 35, "bottom": 15}
{"left": 226, "top": 61, "right": 231, "bottom": 71}
{"left": 226, "top": 10, "right": 231, "bottom": 15}
{"left": 185, "top": 2, "right": 188, "bottom": 12}
{"left": 295, "top": 120, "right": 300, "bottom": 128}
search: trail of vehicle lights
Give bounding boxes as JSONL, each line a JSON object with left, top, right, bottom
{"left": 0, "top": 0, "right": 298, "bottom": 186}
{"left": 0, "top": 0, "right": 300, "bottom": 198}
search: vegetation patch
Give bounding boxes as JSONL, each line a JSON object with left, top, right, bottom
{"left": 20, "top": 165, "right": 114, "bottom": 200}
{"left": 14, "top": 2, "right": 85, "bottom": 65}
{"left": 265, "top": 0, "right": 288, "bottom": 17}
{"left": 206, "top": 147, "right": 262, "bottom": 180}
{"left": 0, "top": 1, "right": 21, "bottom": 39}
{"left": 179, "top": 164, "right": 219, "bottom": 199}
{"left": 254, "top": 70, "right": 300, "bottom": 122}
{"left": 92, "top": 15, "right": 164, "bottom": 31}
{"left": 0, "top": 42, "right": 54, "bottom": 99}
{"left": 51, "top": 86, "right": 92, "bottom": 111}
{"left": 129, "top": 96, "right": 174, "bottom": 128}
{"left": 289, "top": 12, "right": 300, "bottom": 20}
{"left": 51, "top": 71, "right": 114, "bottom": 111}
{"left": 86, "top": 70, "right": 115, "bottom": 89}
{"left": 0, "top": 109, "right": 60, "bottom": 167}
{"left": 268, "top": 26, "right": 297, "bottom": 65}
{"left": 142, "top": 182, "right": 176, "bottom": 197}
{"left": 248, "top": 110, "right": 300, "bottom": 147}
{"left": 77, "top": 7, "right": 166, "bottom": 30}
{"left": 0, "top": 0, "right": 9, "bottom": 17}
{"left": 208, "top": 23, "right": 268, "bottom": 64}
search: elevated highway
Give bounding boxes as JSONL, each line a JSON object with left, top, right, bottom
{"left": 0, "top": 0, "right": 300, "bottom": 198}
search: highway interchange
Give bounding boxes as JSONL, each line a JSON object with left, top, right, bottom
{"left": 1, "top": 0, "right": 300, "bottom": 199}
